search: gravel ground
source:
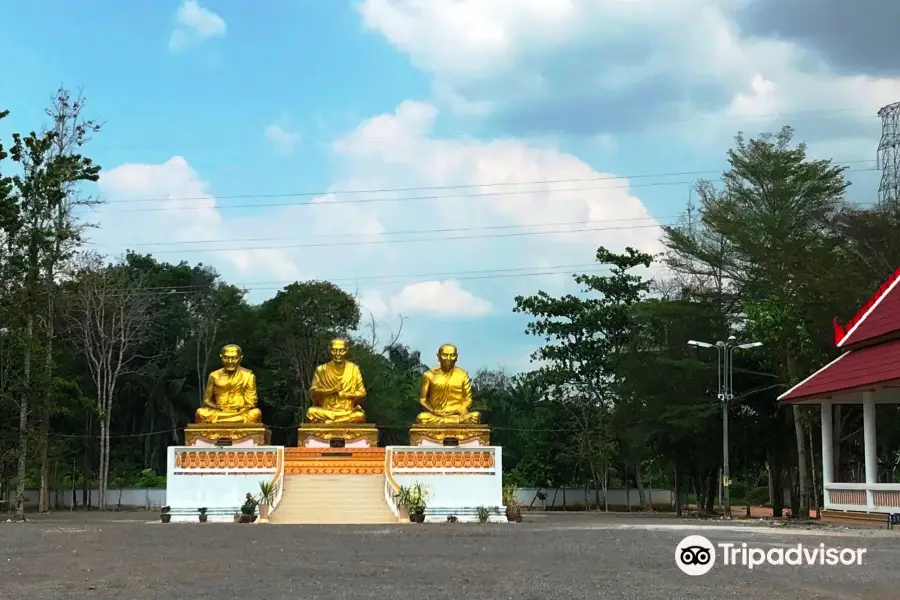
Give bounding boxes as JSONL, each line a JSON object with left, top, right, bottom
{"left": 1, "top": 511, "right": 897, "bottom": 600}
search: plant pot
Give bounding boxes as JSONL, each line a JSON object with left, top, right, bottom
{"left": 161, "top": 514, "right": 171, "bottom": 523}
{"left": 239, "top": 514, "right": 252, "bottom": 523}
{"left": 506, "top": 507, "right": 522, "bottom": 522}
{"left": 398, "top": 507, "right": 410, "bottom": 522}
{"left": 410, "top": 509, "right": 426, "bottom": 523}
{"left": 233, "top": 512, "right": 242, "bottom": 523}
{"left": 259, "top": 505, "right": 269, "bottom": 520}
{"left": 199, "top": 515, "right": 208, "bottom": 523}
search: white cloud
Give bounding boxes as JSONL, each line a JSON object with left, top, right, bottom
{"left": 264, "top": 124, "right": 300, "bottom": 155}
{"left": 363, "top": 281, "right": 492, "bottom": 318}
{"left": 95, "top": 157, "right": 301, "bottom": 283}
{"left": 168, "top": 0, "right": 227, "bottom": 52}
{"left": 91, "top": 100, "right": 663, "bottom": 326}
{"left": 357, "top": 0, "right": 900, "bottom": 155}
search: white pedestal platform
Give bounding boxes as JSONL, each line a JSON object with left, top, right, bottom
{"left": 165, "top": 445, "right": 283, "bottom": 522}
{"left": 384, "top": 446, "right": 505, "bottom": 523}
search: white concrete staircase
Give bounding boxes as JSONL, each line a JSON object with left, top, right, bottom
{"left": 269, "top": 474, "right": 399, "bottom": 524}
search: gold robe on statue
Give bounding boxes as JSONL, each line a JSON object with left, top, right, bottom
{"left": 307, "top": 361, "right": 367, "bottom": 423}
{"left": 195, "top": 367, "right": 262, "bottom": 424}
{"left": 417, "top": 366, "right": 481, "bottom": 425}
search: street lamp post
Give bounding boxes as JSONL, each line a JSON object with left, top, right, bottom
{"left": 687, "top": 335, "right": 762, "bottom": 518}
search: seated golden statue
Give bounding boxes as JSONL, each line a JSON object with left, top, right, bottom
{"left": 417, "top": 344, "right": 481, "bottom": 425}
{"left": 306, "top": 338, "right": 367, "bottom": 424}
{"left": 195, "top": 344, "right": 262, "bottom": 424}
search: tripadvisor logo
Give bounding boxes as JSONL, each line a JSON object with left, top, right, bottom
{"left": 675, "top": 535, "right": 867, "bottom": 575}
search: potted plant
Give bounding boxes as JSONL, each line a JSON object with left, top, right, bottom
{"left": 393, "top": 485, "right": 413, "bottom": 522}
{"left": 476, "top": 506, "right": 491, "bottom": 523}
{"left": 503, "top": 485, "right": 523, "bottom": 522}
{"left": 258, "top": 480, "right": 276, "bottom": 522}
{"left": 160, "top": 506, "right": 171, "bottom": 523}
{"left": 239, "top": 493, "right": 258, "bottom": 523}
{"left": 408, "top": 482, "right": 430, "bottom": 523}
{"left": 198, "top": 507, "right": 208, "bottom": 523}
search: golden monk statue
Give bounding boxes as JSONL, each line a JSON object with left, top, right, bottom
{"left": 194, "top": 344, "right": 262, "bottom": 424}
{"left": 417, "top": 344, "right": 481, "bottom": 425}
{"left": 306, "top": 338, "right": 367, "bottom": 424}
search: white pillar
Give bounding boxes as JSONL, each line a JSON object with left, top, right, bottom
{"left": 820, "top": 401, "right": 833, "bottom": 488}
{"left": 863, "top": 391, "right": 877, "bottom": 509}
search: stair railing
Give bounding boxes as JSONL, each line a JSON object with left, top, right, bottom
{"left": 383, "top": 447, "right": 401, "bottom": 518}
{"left": 267, "top": 446, "right": 286, "bottom": 513}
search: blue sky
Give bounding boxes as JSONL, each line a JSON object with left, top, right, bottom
{"left": 2, "top": 0, "right": 898, "bottom": 373}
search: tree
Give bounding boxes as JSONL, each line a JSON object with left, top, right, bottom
{"left": 64, "top": 253, "right": 153, "bottom": 509}
{"left": 663, "top": 126, "right": 851, "bottom": 517}
{"left": 37, "top": 88, "right": 103, "bottom": 512}
{"left": 514, "top": 247, "right": 654, "bottom": 502}
{"left": 1, "top": 106, "right": 99, "bottom": 520}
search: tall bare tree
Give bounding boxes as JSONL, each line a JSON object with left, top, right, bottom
{"left": 37, "top": 87, "right": 102, "bottom": 512}
{"left": 64, "top": 253, "right": 153, "bottom": 508}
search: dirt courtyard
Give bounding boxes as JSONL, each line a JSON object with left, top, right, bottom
{"left": 1, "top": 511, "right": 896, "bottom": 600}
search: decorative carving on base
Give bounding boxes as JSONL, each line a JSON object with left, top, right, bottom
{"left": 174, "top": 449, "right": 278, "bottom": 469}
{"left": 409, "top": 424, "right": 490, "bottom": 447}
{"left": 391, "top": 449, "right": 495, "bottom": 469}
{"left": 184, "top": 423, "right": 271, "bottom": 447}
{"left": 297, "top": 423, "right": 379, "bottom": 448}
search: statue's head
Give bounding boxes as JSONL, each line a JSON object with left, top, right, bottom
{"left": 437, "top": 344, "right": 458, "bottom": 371}
{"left": 220, "top": 344, "right": 243, "bottom": 372}
{"left": 329, "top": 338, "right": 349, "bottom": 364}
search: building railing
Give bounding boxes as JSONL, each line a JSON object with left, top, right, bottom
{"left": 825, "top": 482, "right": 900, "bottom": 513}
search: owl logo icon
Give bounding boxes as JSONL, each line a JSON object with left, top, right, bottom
{"left": 675, "top": 535, "right": 716, "bottom": 575}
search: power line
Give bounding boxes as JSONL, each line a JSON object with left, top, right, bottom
{"left": 85, "top": 265, "right": 620, "bottom": 298}
{"left": 93, "top": 215, "right": 665, "bottom": 248}
{"left": 91, "top": 192, "right": 882, "bottom": 253}
{"left": 84, "top": 106, "right": 880, "bottom": 153}
{"left": 96, "top": 160, "right": 879, "bottom": 207}
{"left": 142, "top": 222, "right": 669, "bottom": 255}
{"left": 95, "top": 168, "right": 881, "bottom": 214}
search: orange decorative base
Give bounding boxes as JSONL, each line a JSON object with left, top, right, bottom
{"left": 391, "top": 449, "right": 495, "bottom": 470}
{"left": 174, "top": 448, "right": 278, "bottom": 470}
{"left": 284, "top": 447, "right": 385, "bottom": 475}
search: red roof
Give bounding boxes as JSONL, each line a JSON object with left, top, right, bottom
{"left": 779, "top": 338, "right": 900, "bottom": 403}
{"left": 834, "top": 266, "right": 900, "bottom": 348}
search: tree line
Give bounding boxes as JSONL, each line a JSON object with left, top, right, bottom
{"left": 2, "top": 88, "right": 898, "bottom": 520}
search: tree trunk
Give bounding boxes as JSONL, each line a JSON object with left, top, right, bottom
{"left": 14, "top": 316, "right": 34, "bottom": 521}
{"left": 38, "top": 411, "right": 50, "bottom": 512}
{"left": 97, "top": 401, "right": 107, "bottom": 510}
{"left": 82, "top": 417, "right": 91, "bottom": 510}
{"left": 102, "top": 407, "right": 112, "bottom": 510}
{"left": 674, "top": 465, "right": 683, "bottom": 517}
{"left": 600, "top": 464, "right": 609, "bottom": 511}
{"left": 792, "top": 405, "right": 810, "bottom": 518}
{"left": 808, "top": 424, "right": 819, "bottom": 519}
{"left": 634, "top": 464, "right": 647, "bottom": 510}
{"left": 704, "top": 470, "right": 717, "bottom": 514}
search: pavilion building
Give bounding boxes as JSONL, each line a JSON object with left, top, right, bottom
{"left": 778, "top": 266, "right": 900, "bottom": 517}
